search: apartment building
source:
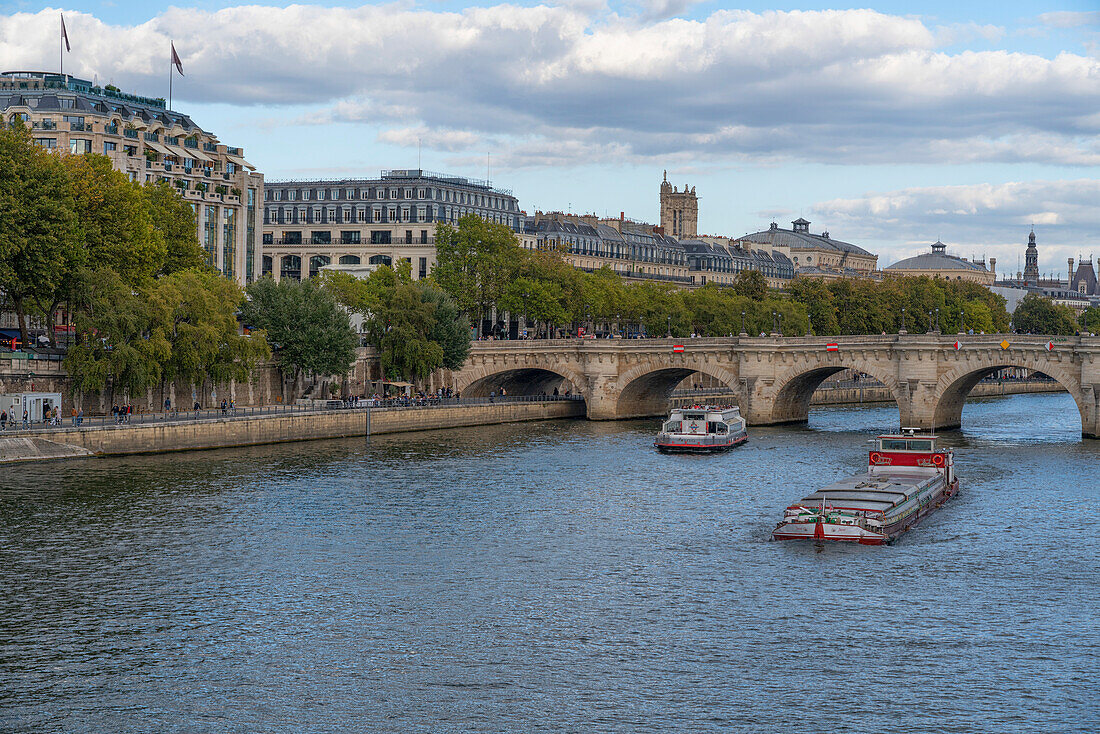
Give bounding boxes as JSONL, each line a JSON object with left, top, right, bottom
{"left": 0, "top": 71, "right": 264, "bottom": 284}
{"left": 261, "top": 170, "right": 520, "bottom": 281}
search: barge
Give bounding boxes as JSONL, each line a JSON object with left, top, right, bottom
{"left": 655, "top": 405, "right": 747, "bottom": 453}
{"left": 772, "top": 431, "right": 960, "bottom": 544}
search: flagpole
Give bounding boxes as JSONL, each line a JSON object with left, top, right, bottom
{"left": 60, "top": 16, "right": 63, "bottom": 77}
{"left": 169, "top": 45, "right": 173, "bottom": 110}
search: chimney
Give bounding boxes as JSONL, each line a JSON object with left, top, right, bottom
{"left": 620, "top": 211, "right": 625, "bottom": 222}
{"left": 989, "top": 257, "right": 996, "bottom": 276}
{"left": 1069, "top": 257, "right": 1074, "bottom": 283}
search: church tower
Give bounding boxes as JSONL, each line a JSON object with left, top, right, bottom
{"left": 1023, "top": 229, "right": 1039, "bottom": 286}
{"left": 659, "top": 171, "right": 698, "bottom": 239}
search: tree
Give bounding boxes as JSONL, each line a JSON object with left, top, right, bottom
{"left": 63, "top": 153, "right": 165, "bottom": 284}
{"left": 366, "top": 281, "right": 444, "bottom": 381}
{"left": 1083, "top": 306, "right": 1100, "bottom": 334}
{"left": 787, "top": 277, "right": 839, "bottom": 335}
{"left": 432, "top": 214, "right": 522, "bottom": 334}
{"left": 422, "top": 285, "right": 471, "bottom": 369}
{"left": 733, "top": 270, "right": 768, "bottom": 301}
{"left": 499, "top": 277, "right": 567, "bottom": 338}
{"left": 242, "top": 278, "right": 358, "bottom": 389}
{"left": 150, "top": 270, "right": 270, "bottom": 398}
{"left": 1012, "top": 294, "right": 1078, "bottom": 335}
{"left": 144, "top": 181, "right": 206, "bottom": 275}
{"left": 63, "top": 269, "right": 170, "bottom": 403}
{"left": 0, "top": 123, "right": 79, "bottom": 346}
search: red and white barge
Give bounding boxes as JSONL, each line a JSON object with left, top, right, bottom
{"left": 772, "top": 431, "right": 960, "bottom": 545}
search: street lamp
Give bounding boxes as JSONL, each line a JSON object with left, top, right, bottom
{"left": 900, "top": 307, "right": 907, "bottom": 335}
{"left": 667, "top": 315, "right": 671, "bottom": 338}
{"left": 935, "top": 308, "right": 940, "bottom": 333}
{"left": 958, "top": 310, "right": 965, "bottom": 335}
{"left": 777, "top": 312, "right": 783, "bottom": 336}
{"left": 740, "top": 311, "right": 747, "bottom": 336}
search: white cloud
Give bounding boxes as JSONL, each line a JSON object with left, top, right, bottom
{"left": 1036, "top": 11, "right": 1100, "bottom": 29}
{"left": 810, "top": 179, "right": 1100, "bottom": 270}
{"left": 3, "top": 6, "right": 1097, "bottom": 169}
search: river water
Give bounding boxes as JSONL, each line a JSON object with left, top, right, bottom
{"left": 1, "top": 392, "right": 1097, "bottom": 733}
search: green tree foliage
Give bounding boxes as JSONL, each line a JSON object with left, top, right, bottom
{"left": 499, "top": 277, "right": 568, "bottom": 338}
{"left": 1083, "top": 306, "right": 1100, "bottom": 334}
{"left": 151, "top": 270, "right": 270, "bottom": 390}
{"left": 242, "top": 277, "right": 358, "bottom": 383}
{"left": 63, "top": 269, "right": 170, "bottom": 401}
{"left": 432, "top": 214, "right": 522, "bottom": 332}
{"left": 787, "top": 277, "right": 839, "bottom": 335}
{"left": 0, "top": 123, "right": 79, "bottom": 345}
{"left": 62, "top": 153, "right": 164, "bottom": 284}
{"left": 144, "top": 181, "right": 206, "bottom": 275}
{"left": 733, "top": 270, "right": 768, "bottom": 301}
{"left": 1011, "top": 294, "right": 1078, "bottom": 335}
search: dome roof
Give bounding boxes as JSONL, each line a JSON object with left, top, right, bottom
{"left": 886, "top": 243, "right": 989, "bottom": 272}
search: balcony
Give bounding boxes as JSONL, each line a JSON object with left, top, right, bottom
{"left": 266, "top": 237, "right": 435, "bottom": 247}
{"left": 34, "top": 120, "right": 57, "bottom": 130}
{"left": 124, "top": 128, "right": 138, "bottom": 139}
{"left": 104, "top": 124, "right": 119, "bottom": 135}
{"left": 69, "top": 122, "right": 88, "bottom": 132}
{"left": 144, "top": 132, "right": 159, "bottom": 142}
{"left": 203, "top": 142, "right": 218, "bottom": 152}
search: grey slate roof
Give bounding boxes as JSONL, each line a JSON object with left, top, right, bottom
{"left": 740, "top": 221, "right": 873, "bottom": 256}
{"left": 886, "top": 246, "right": 989, "bottom": 272}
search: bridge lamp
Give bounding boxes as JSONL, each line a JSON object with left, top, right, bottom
{"left": 777, "top": 312, "right": 783, "bottom": 335}
{"left": 740, "top": 311, "right": 746, "bottom": 336}
{"left": 935, "top": 308, "right": 940, "bottom": 333}
{"left": 901, "top": 307, "right": 907, "bottom": 334}
{"left": 667, "top": 315, "right": 671, "bottom": 338}
{"left": 928, "top": 311, "right": 933, "bottom": 332}
{"left": 959, "top": 310, "right": 965, "bottom": 335}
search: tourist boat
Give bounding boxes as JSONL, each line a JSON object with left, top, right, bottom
{"left": 772, "top": 430, "right": 960, "bottom": 545}
{"left": 655, "top": 405, "right": 747, "bottom": 453}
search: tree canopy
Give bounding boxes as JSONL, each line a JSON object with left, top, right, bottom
{"left": 1012, "top": 294, "right": 1078, "bottom": 335}
{"left": 242, "top": 277, "right": 358, "bottom": 382}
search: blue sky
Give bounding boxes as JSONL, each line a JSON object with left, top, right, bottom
{"left": 2, "top": 1, "right": 1098, "bottom": 271}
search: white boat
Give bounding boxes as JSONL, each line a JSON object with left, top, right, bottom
{"left": 655, "top": 405, "right": 748, "bottom": 453}
{"left": 772, "top": 430, "right": 960, "bottom": 545}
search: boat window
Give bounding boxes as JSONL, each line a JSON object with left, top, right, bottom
{"left": 880, "top": 439, "right": 908, "bottom": 451}
{"left": 906, "top": 439, "right": 933, "bottom": 451}
{"left": 663, "top": 421, "right": 679, "bottom": 432}
{"left": 710, "top": 422, "right": 728, "bottom": 434}
{"left": 684, "top": 413, "right": 704, "bottom": 421}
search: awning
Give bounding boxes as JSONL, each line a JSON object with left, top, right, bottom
{"left": 146, "top": 141, "right": 173, "bottom": 156}
{"left": 165, "top": 143, "right": 195, "bottom": 161}
{"left": 226, "top": 154, "right": 255, "bottom": 170}
{"left": 187, "top": 146, "right": 214, "bottom": 162}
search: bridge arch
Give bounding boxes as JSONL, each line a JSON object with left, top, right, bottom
{"left": 931, "top": 356, "right": 1084, "bottom": 432}
{"left": 613, "top": 361, "right": 741, "bottom": 419}
{"left": 766, "top": 360, "right": 906, "bottom": 426}
{"left": 455, "top": 362, "right": 588, "bottom": 401}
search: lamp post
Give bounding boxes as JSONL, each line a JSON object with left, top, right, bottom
{"left": 667, "top": 315, "right": 671, "bottom": 338}
{"left": 740, "top": 311, "right": 747, "bottom": 337}
{"left": 900, "top": 307, "right": 907, "bottom": 335}
{"left": 935, "top": 308, "right": 940, "bottom": 333}
{"left": 771, "top": 311, "right": 778, "bottom": 335}
{"left": 777, "top": 312, "right": 783, "bottom": 336}
{"left": 958, "top": 310, "right": 965, "bottom": 335}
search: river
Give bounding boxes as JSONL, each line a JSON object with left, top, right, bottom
{"left": 1, "top": 392, "right": 1097, "bottom": 732}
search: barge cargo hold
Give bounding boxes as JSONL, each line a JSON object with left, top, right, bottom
{"left": 772, "top": 431, "right": 960, "bottom": 545}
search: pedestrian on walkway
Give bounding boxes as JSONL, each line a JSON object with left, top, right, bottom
{"left": 77, "top": 408, "right": 83, "bottom": 426}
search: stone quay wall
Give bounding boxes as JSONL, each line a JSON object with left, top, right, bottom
{"left": 9, "top": 400, "right": 585, "bottom": 460}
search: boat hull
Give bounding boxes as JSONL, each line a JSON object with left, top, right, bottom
{"left": 655, "top": 432, "right": 748, "bottom": 454}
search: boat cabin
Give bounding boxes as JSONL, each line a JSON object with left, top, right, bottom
{"left": 868, "top": 430, "right": 952, "bottom": 479}
{"left": 663, "top": 406, "right": 742, "bottom": 436}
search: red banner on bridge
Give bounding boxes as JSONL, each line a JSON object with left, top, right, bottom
{"left": 825, "top": 343, "right": 839, "bottom": 352}
{"left": 673, "top": 344, "right": 685, "bottom": 353}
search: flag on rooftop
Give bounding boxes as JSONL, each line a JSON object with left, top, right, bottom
{"left": 171, "top": 42, "right": 184, "bottom": 76}
{"left": 61, "top": 14, "right": 70, "bottom": 52}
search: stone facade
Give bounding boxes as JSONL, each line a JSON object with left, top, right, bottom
{"left": 261, "top": 170, "right": 519, "bottom": 282}
{"left": 0, "top": 71, "right": 264, "bottom": 285}
{"left": 659, "top": 171, "right": 698, "bottom": 239}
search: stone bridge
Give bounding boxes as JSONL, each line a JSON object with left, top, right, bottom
{"left": 451, "top": 335, "right": 1100, "bottom": 437}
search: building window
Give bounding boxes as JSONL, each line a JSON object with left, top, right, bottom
{"left": 357, "top": 208, "right": 367, "bottom": 223}
{"left": 340, "top": 231, "right": 361, "bottom": 244}
{"left": 318, "top": 189, "right": 326, "bottom": 201}
{"left": 343, "top": 209, "right": 351, "bottom": 223}
{"left": 103, "top": 141, "right": 117, "bottom": 153}
{"left": 34, "top": 138, "right": 56, "bottom": 148}
{"left": 373, "top": 208, "right": 381, "bottom": 223}
{"left": 419, "top": 257, "right": 428, "bottom": 279}
{"left": 69, "top": 139, "right": 91, "bottom": 154}
{"left": 311, "top": 231, "right": 331, "bottom": 244}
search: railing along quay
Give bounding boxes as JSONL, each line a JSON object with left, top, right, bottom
{"left": 2, "top": 394, "right": 584, "bottom": 433}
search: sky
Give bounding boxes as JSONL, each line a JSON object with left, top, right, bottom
{"left": 1, "top": 1, "right": 1098, "bottom": 272}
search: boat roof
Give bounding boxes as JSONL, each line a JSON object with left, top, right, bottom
{"left": 793, "top": 471, "right": 936, "bottom": 512}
